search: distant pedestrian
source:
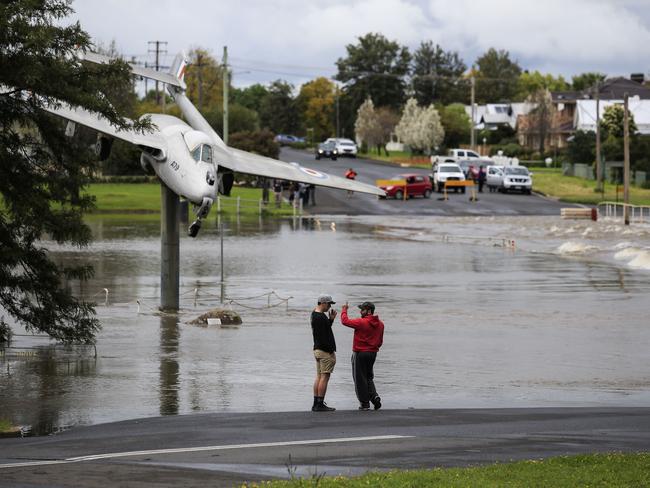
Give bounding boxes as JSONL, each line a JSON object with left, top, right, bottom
{"left": 273, "top": 180, "right": 283, "bottom": 208}
{"left": 478, "top": 166, "right": 487, "bottom": 193}
{"left": 290, "top": 182, "right": 299, "bottom": 207}
{"left": 311, "top": 294, "right": 338, "bottom": 412}
{"left": 301, "top": 183, "right": 310, "bottom": 207}
{"left": 340, "top": 301, "right": 384, "bottom": 411}
{"left": 309, "top": 184, "right": 317, "bottom": 206}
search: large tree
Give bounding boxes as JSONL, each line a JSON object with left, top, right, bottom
{"left": 0, "top": 1, "right": 146, "bottom": 343}
{"left": 474, "top": 48, "right": 522, "bottom": 103}
{"left": 412, "top": 41, "right": 468, "bottom": 106}
{"left": 572, "top": 72, "right": 607, "bottom": 92}
{"left": 515, "top": 71, "right": 569, "bottom": 101}
{"left": 296, "top": 77, "right": 336, "bottom": 143}
{"left": 439, "top": 103, "right": 471, "bottom": 149}
{"left": 335, "top": 33, "right": 411, "bottom": 137}
{"left": 185, "top": 48, "right": 223, "bottom": 113}
{"left": 231, "top": 83, "right": 269, "bottom": 113}
{"left": 259, "top": 80, "right": 300, "bottom": 135}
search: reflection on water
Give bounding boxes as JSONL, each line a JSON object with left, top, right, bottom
{"left": 159, "top": 315, "right": 180, "bottom": 416}
{"left": 1, "top": 214, "right": 649, "bottom": 434}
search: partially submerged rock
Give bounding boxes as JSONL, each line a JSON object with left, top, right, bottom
{"left": 190, "top": 309, "right": 242, "bottom": 326}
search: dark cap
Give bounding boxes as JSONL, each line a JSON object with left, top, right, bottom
{"left": 358, "top": 301, "right": 375, "bottom": 313}
{"left": 318, "top": 294, "right": 336, "bottom": 304}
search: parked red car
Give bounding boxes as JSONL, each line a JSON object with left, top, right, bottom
{"left": 379, "top": 173, "right": 432, "bottom": 199}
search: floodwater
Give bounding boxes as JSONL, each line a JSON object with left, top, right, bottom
{"left": 1, "top": 214, "right": 649, "bottom": 435}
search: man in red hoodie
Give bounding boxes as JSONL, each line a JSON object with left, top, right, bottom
{"left": 341, "top": 301, "right": 384, "bottom": 411}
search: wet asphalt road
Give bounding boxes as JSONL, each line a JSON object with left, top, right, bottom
{"left": 1, "top": 408, "right": 649, "bottom": 487}
{"left": 279, "top": 147, "right": 582, "bottom": 215}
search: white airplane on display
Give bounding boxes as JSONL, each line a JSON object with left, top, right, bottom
{"left": 39, "top": 51, "right": 385, "bottom": 237}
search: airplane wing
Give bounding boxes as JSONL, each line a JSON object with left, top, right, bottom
{"left": 223, "top": 147, "right": 385, "bottom": 197}
{"left": 40, "top": 102, "right": 165, "bottom": 152}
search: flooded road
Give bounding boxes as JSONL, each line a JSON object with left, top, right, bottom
{"left": 1, "top": 214, "right": 649, "bottom": 434}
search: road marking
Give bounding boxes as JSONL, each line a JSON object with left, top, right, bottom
{"left": 0, "top": 435, "right": 412, "bottom": 469}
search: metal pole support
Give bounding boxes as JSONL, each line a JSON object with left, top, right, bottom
{"left": 160, "top": 182, "right": 180, "bottom": 311}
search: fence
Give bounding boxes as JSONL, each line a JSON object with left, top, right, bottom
{"left": 598, "top": 201, "right": 650, "bottom": 223}
{"left": 216, "top": 195, "right": 302, "bottom": 216}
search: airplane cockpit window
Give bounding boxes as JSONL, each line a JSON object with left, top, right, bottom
{"left": 201, "top": 144, "right": 213, "bottom": 164}
{"left": 190, "top": 144, "right": 213, "bottom": 163}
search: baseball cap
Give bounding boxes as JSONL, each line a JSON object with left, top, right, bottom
{"left": 358, "top": 301, "right": 375, "bottom": 312}
{"left": 318, "top": 294, "right": 336, "bottom": 304}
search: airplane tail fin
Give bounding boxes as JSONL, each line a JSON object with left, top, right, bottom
{"left": 169, "top": 52, "right": 188, "bottom": 85}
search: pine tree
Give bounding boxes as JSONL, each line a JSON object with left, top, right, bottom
{"left": 0, "top": 1, "right": 147, "bottom": 343}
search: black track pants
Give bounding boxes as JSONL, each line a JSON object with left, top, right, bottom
{"left": 351, "top": 351, "right": 378, "bottom": 404}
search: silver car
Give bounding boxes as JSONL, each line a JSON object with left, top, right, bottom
{"left": 487, "top": 165, "right": 533, "bottom": 194}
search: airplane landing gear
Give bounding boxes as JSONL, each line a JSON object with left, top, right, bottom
{"left": 187, "top": 196, "right": 213, "bottom": 238}
{"left": 188, "top": 220, "right": 202, "bottom": 238}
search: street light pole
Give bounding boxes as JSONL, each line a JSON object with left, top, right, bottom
{"left": 335, "top": 84, "right": 340, "bottom": 139}
{"left": 222, "top": 46, "right": 229, "bottom": 145}
{"left": 623, "top": 93, "right": 630, "bottom": 226}
{"left": 470, "top": 76, "right": 476, "bottom": 151}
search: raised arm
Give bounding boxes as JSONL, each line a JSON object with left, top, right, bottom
{"left": 340, "top": 305, "right": 366, "bottom": 329}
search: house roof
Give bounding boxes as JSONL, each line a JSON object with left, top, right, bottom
{"left": 552, "top": 78, "right": 650, "bottom": 103}
{"left": 467, "top": 103, "right": 536, "bottom": 129}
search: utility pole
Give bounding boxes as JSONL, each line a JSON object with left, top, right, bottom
{"left": 623, "top": 93, "right": 631, "bottom": 226}
{"left": 222, "top": 46, "right": 229, "bottom": 145}
{"left": 335, "top": 84, "right": 340, "bottom": 139}
{"left": 148, "top": 40, "right": 168, "bottom": 106}
{"left": 470, "top": 76, "right": 476, "bottom": 151}
{"left": 595, "top": 82, "right": 602, "bottom": 193}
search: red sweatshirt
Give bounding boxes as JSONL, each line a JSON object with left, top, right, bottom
{"left": 340, "top": 309, "right": 384, "bottom": 352}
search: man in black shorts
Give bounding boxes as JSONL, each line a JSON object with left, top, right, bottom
{"left": 311, "top": 294, "right": 337, "bottom": 412}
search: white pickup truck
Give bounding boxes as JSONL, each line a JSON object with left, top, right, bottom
{"left": 432, "top": 148, "right": 492, "bottom": 166}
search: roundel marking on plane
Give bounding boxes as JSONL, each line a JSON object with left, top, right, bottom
{"left": 300, "top": 167, "right": 329, "bottom": 179}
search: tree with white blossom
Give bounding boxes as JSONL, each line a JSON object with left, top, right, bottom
{"left": 417, "top": 104, "right": 445, "bottom": 155}
{"left": 395, "top": 98, "right": 444, "bottom": 155}
{"left": 354, "top": 97, "right": 381, "bottom": 152}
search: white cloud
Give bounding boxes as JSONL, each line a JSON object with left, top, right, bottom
{"left": 71, "top": 0, "right": 650, "bottom": 86}
{"left": 425, "top": 0, "right": 650, "bottom": 72}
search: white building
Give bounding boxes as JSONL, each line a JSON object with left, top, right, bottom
{"left": 574, "top": 96, "right": 650, "bottom": 135}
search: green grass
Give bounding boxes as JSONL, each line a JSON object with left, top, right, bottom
{"left": 83, "top": 183, "right": 295, "bottom": 216}
{"left": 0, "top": 419, "right": 12, "bottom": 433}
{"left": 255, "top": 453, "right": 650, "bottom": 487}
{"left": 358, "top": 150, "right": 431, "bottom": 169}
{"left": 532, "top": 168, "right": 650, "bottom": 206}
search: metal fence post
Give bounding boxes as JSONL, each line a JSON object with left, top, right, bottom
{"left": 259, "top": 198, "right": 263, "bottom": 215}
{"left": 236, "top": 196, "right": 240, "bottom": 215}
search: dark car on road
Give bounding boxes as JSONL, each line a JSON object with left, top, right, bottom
{"left": 315, "top": 141, "right": 338, "bottom": 160}
{"left": 379, "top": 173, "right": 432, "bottom": 199}
{"left": 275, "top": 134, "right": 305, "bottom": 145}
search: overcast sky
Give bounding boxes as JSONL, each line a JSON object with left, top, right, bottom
{"left": 72, "top": 0, "right": 650, "bottom": 89}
